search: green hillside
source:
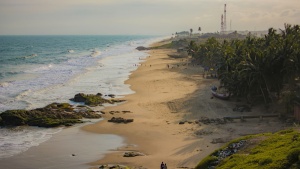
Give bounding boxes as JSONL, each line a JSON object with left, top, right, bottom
{"left": 196, "top": 129, "right": 300, "bottom": 169}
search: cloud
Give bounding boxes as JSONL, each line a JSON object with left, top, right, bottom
{"left": 1, "top": 0, "right": 300, "bottom": 35}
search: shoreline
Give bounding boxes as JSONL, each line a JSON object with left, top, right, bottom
{"left": 82, "top": 41, "right": 287, "bottom": 168}
{"left": 0, "top": 39, "right": 287, "bottom": 169}
{"left": 82, "top": 47, "right": 202, "bottom": 168}
{"left": 0, "top": 120, "right": 124, "bottom": 169}
{"left": 0, "top": 37, "right": 156, "bottom": 169}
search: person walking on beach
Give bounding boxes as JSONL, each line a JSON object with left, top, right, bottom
{"left": 160, "top": 162, "right": 164, "bottom": 169}
{"left": 164, "top": 163, "right": 167, "bottom": 169}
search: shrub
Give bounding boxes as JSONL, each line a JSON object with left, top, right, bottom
{"left": 195, "top": 155, "right": 218, "bottom": 169}
{"left": 287, "top": 148, "right": 300, "bottom": 164}
{"left": 258, "top": 157, "right": 273, "bottom": 166}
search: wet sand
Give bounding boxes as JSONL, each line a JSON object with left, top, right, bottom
{"left": 0, "top": 121, "right": 124, "bottom": 169}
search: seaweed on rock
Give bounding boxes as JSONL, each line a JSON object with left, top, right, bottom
{"left": 70, "top": 93, "right": 125, "bottom": 106}
{"left": 0, "top": 103, "right": 101, "bottom": 128}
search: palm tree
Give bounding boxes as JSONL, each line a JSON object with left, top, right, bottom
{"left": 190, "top": 24, "right": 300, "bottom": 106}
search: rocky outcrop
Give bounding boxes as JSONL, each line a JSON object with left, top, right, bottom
{"left": 136, "top": 46, "right": 149, "bottom": 51}
{"left": 70, "top": 93, "right": 125, "bottom": 106}
{"left": 0, "top": 103, "right": 101, "bottom": 128}
{"left": 207, "top": 140, "right": 246, "bottom": 168}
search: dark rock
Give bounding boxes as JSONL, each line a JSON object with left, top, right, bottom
{"left": 107, "top": 94, "right": 115, "bottom": 98}
{"left": 108, "top": 117, "right": 134, "bottom": 124}
{"left": 70, "top": 93, "right": 110, "bottom": 106}
{"left": 111, "top": 99, "right": 126, "bottom": 103}
{"left": 70, "top": 93, "right": 125, "bottom": 106}
{"left": 179, "top": 121, "right": 185, "bottom": 124}
{"left": 122, "top": 111, "right": 132, "bottom": 113}
{"left": 0, "top": 103, "right": 101, "bottom": 128}
{"left": 123, "top": 151, "right": 144, "bottom": 157}
{"left": 71, "top": 93, "right": 86, "bottom": 102}
{"left": 136, "top": 46, "right": 149, "bottom": 51}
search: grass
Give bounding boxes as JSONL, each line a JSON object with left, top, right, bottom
{"left": 195, "top": 129, "right": 300, "bottom": 169}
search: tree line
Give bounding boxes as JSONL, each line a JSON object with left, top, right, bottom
{"left": 187, "top": 24, "right": 300, "bottom": 111}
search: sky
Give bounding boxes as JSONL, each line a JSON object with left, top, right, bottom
{"left": 0, "top": 0, "right": 299, "bottom": 35}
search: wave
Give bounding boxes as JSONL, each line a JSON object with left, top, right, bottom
{"left": 0, "top": 82, "right": 11, "bottom": 88}
{"left": 90, "top": 49, "right": 101, "bottom": 57}
{"left": 0, "top": 36, "right": 162, "bottom": 113}
{"left": 23, "top": 54, "right": 38, "bottom": 59}
{"left": 16, "top": 89, "right": 32, "bottom": 99}
{"left": 0, "top": 71, "right": 24, "bottom": 79}
{"left": 68, "top": 49, "right": 74, "bottom": 53}
{"left": 25, "top": 64, "right": 53, "bottom": 73}
{"left": 0, "top": 126, "right": 62, "bottom": 158}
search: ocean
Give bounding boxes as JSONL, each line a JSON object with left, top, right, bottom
{"left": 0, "top": 35, "right": 164, "bottom": 167}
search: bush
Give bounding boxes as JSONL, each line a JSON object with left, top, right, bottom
{"left": 287, "top": 148, "right": 300, "bottom": 164}
{"left": 195, "top": 155, "right": 218, "bottom": 169}
{"left": 259, "top": 157, "right": 273, "bottom": 166}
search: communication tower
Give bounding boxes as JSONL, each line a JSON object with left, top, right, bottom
{"left": 220, "top": 14, "right": 224, "bottom": 33}
{"left": 224, "top": 4, "right": 227, "bottom": 32}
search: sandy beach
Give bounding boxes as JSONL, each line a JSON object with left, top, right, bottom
{"left": 83, "top": 41, "right": 287, "bottom": 169}
{"left": 0, "top": 40, "right": 288, "bottom": 169}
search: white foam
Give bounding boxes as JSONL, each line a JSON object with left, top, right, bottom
{"left": 0, "top": 36, "right": 164, "bottom": 159}
{"left": 68, "top": 50, "right": 74, "bottom": 53}
{"left": 0, "top": 37, "right": 152, "bottom": 111}
{"left": 90, "top": 49, "right": 101, "bottom": 57}
{"left": 0, "top": 82, "right": 10, "bottom": 88}
{"left": 0, "top": 126, "right": 62, "bottom": 158}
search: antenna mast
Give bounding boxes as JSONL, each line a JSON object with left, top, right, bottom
{"left": 220, "top": 14, "right": 224, "bottom": 34}
{"left": 224, "top": 4, "right": 227, "bottom": 32}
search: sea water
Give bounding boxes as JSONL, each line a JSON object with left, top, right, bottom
{"left": 0, "top": 35, "right": 165, "bottom": 160}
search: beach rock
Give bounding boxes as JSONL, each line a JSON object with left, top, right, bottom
{"left": 99, "top": 164, "right": 128, "bottom": 169}
{"left": 107, "top": 94, "right": 115, "bottom": 98}
{"left": 111, "top": 99, "right": 126, "bottom": 103}
{"left": 179, "top": 121, "right": 185, "bottom": 124}
{"left": 122, "top": 111, "right": 132, "bottom": 113}
{"left": 108, "top": 117, "right": 134, "bottom": 124}
{"left": 72, "top": 93, "right": 87, "bottom": 102}
{"left": 123, "top": 151, "right": 145, "bottom": 157}
{"left": 0, "top": 103, "right": 101, "bottom": 128}
{"left": 136, "top": 46, "right": 149, "bottom": 51}
{"left": 70, "top": 93, "right": 125, "bottom": 106}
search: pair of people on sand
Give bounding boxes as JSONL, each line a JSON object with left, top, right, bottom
{"left": 160, "top": 162, "right": 167, "bottom": 169}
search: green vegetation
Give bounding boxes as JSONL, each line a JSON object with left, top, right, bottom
{"left": 196, "top": 129, "right": 300, "bottom": 169}
{"left": 84, "top": 94, "right": 113, "bottom": 106}
{"left": 70, "top": 93, "right": 125, "bottom": 106}
{"left": 187, "top": 24, "right": 300, "bottom": 110}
